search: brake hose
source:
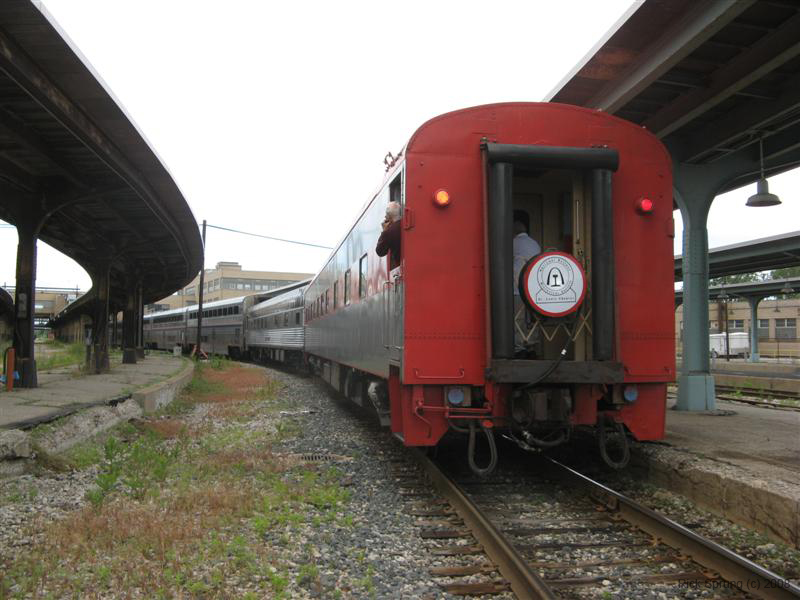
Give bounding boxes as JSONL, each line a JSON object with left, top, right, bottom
{"left": 598, "top": 415, "right": 630, "bottom": 469}
{"left": 468, "top": 419, "right": 498, "bottom": 477}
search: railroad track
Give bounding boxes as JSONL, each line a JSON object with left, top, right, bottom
{"left": 667, "top": 387, "right": 800, "bottom": 411}
{"left": 397, "top": 449, "right": 800, "bottom": 599}
{"left": 714, "top": 386, "right": 800, "bottom": 409}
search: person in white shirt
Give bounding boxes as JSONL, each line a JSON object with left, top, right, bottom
{"left": 512, "top": 212, "right": 541, "bottom": 354}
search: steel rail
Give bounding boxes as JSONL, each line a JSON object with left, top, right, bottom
{"left": 715, "top": 394, "right": 800, "bottom": 412}
{"left": 715, "top": 385, "right": 799, "bottom": 400}
{"left": 544, "top": 456, "right": 800, "bottom": 600}
{"left": 412, "top": 450, "right": 556, "bottom": 600}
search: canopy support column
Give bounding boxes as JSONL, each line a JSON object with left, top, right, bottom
{"left": 746, "top": 296, "right": 762, "bottom": 362}
{"left": 13, "top": 222, "right": 38, "bottom": 388}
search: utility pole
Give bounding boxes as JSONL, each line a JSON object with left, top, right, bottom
{"left": 196, "top": 219, "right": 207, "bottom": 359}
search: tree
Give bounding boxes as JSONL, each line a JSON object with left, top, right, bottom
{"left": 709, "top": 272, "right": 763, "bottom": 286}
{"left": 769, "top": 266, "right": 800, "bottom": 279}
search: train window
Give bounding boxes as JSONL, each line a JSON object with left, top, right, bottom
{"left": 295, "top": 311, "right": 300, "bottom": 325}
{"left": 325, "top": 290, "right": 330, "bottom": 313}
{"left": 359, "top": 254, "right": 368, "bottom": 298}
{"left": 283, "top": 313, "right": 288, "bottom": 326}
{"left": 344, "top": 270, "right": 351, "bottom": 305}
{"left": 389, "top": 173, "right": 402, "bottom": 204}
{"left": 333, "top": 280, "right": 339, "bottom": 309}
{"left": 274, "top": 315, "right": 279, "bottom": 325}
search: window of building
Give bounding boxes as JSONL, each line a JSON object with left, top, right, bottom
{"left": 237, "top": 283, "right": 244, "bottom": 290}
{"left": 333, "top": 280, "right": 339, "bottom": 309}
{"left": 728, "top": 319, "right": 744, "bottom": 330}
{"left": 325, "top": 289, "right": 330, "bottom": 313}
{"left": 344, "top": 270, "right": 351, "bottom": 305}
{"left": 758, "top": 319, "right": 769, "bottom": 328}
{"left": 776, "top": 318, "right": 797, "bottom": 339}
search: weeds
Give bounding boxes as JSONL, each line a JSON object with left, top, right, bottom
{"left": 36, "top": 342, "right": 85, "bottom": 371}
{"left": 0, "top": 363, "right": 355, "bottom": 598}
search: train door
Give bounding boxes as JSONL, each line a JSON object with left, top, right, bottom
{"left": 386, "top": 170, "right": 404, "bottom": 367}
{"left": 512, "top": 169, "right": 591, "bottom": 361}
{"left": 484, "top": 142, "right": 620, "bottom": 378}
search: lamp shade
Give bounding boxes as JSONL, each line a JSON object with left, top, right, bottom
{"left": 746, "top": 178, "right": 781, "bottom": 207}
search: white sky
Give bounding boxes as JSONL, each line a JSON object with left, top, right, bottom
{"left": 1, "top": 0, "right": 798, "bottom": 291}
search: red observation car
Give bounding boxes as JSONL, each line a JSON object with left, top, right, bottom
{"left": 303, "top": 103, "right": 675, "bottom": 473}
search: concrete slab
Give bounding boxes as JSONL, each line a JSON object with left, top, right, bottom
{"left": 0, "top": 354, "right": 189, "bottom": 430}
{"left": 635, "top": 396, "right": 800, "bottom": 548}
{"left": 666, "top": 400, "right": 800, "bottom": 475}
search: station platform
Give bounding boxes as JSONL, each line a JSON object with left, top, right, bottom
{"left": 0, "top": 354, "right": 189, "bottom": 430}
{"left": 665, "top": 397, "right": 799, "bottom": 475}
{"left": 635, "top": 394, "right": 800, "bottom": 548}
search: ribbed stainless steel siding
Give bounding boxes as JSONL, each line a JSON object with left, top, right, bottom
{"left": 305, "top": 288, "right": 397, "bottom": 378}
{"left": 247, "top": 326, "right": 304, "bottom": 350}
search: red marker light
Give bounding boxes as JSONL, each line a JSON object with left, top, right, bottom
{"left": 636, "top": 197, "right": 654, "bottom": 214}
{"left": 433, "top": 189, "right": 451, "bottom": 207}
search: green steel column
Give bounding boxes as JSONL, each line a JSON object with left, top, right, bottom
{"left": 675, "top": 192, "right": 716, "bottom": 411}
{"left": 746, "top": 296, "right": 761, "bottom": 362}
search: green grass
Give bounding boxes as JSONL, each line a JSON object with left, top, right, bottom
{"left": 36, "top": 342, "right": 85, "bottom": 371}
{"left": 0, "top": 363, "right": 355, "bottom": 599}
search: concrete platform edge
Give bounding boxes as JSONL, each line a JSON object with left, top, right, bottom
{"left": 132, "top": 358, "right": 195, "bottom": 413}
{"left": 1, "top": 358, "right": 195, "bottom": 475}
{"left": 632, "top": 443, "right": 800, "bottom": 549}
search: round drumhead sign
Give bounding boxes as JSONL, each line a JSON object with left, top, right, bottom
{"left": 520, "top": 252, "right": 587, "bottom": 317}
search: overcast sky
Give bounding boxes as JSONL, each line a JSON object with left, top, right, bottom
{"left": 1, "top": 0, "right": 799, "bottom": 291}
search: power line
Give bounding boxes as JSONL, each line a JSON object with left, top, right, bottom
{"left": 203, "top": 223, "right": 333, "bottom": 250}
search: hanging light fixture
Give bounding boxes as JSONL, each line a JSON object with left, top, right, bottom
{"left": 780, "top": 282, "right": 794, "bottom": 295}
{"left": 746, "top": 137, "right": 781, "bottom": 207}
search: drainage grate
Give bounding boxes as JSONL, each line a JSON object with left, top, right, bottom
{"left": 293, "top": 453, "right": 351, "bottom": 463}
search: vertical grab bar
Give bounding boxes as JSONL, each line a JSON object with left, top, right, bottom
{"left": 383, "top": 279, "right": 393, "bottom": 349}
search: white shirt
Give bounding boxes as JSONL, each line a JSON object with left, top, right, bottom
{"left": 513, "top": 232, "right": 541, "bottom": 295}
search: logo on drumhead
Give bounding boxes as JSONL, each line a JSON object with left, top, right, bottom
{"left": 520, "top": 252, "right": 586, "bottom": 317}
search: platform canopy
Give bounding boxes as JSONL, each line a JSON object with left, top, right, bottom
{"left": 548, "top": 0, "right": 800, "bottom": 188}
{"left": 675, "top": 275, "right": 800, "bottom": 303}
{"left": 675, "top": 231, "right": 800, "bottom": 281}
{"left": 547, "top": 0, "right": 800, "bottom": 410}
{"left": 0, "top": 1, "right": 203, "bottom": 310}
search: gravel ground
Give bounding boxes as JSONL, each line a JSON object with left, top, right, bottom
{"left": 1, "top": 363, "right": 797, "bottom": 599}
{"left": 264, "top": 367, "right": 464, "bottom": 598}
{"left": 0, "top": 364, "right": 469, "bottom": 598}
{"left": 0, "top": 467, "right": 99, "bottom": 565}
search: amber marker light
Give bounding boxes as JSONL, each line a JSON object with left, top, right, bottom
{"left": 433, "top": 189, "right": 451, "bottom": 207}
{"left": 636, "top": 197, "right": 654, "bottom": 214}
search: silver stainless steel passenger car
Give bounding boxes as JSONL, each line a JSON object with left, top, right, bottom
{"left": 247, "top": 286, "right": 306, "bottom": 365}
{"left": 143, "top": 296, "right": 249, "bottom": 356}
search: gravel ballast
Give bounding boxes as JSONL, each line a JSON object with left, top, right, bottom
{"left": 2, "top": 362, "right": 797, "bottom": 598}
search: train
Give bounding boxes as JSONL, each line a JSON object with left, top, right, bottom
{"left": 145, "top": 102, "right": 675, "bottom": 473}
